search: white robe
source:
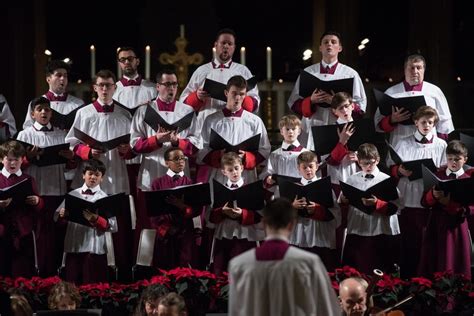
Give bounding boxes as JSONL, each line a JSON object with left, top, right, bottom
{"left": 65, "top": 104, "right": 131, "bottom": 194}
{"left": 130, "top": 101, "right": 201, "bottom": 191}
{"left": 287, "top": 62, "right": 366, "bottom": 147}
{"left": 228, "top": 245, "right": 340, "bottom": 316}
{"left": 0, "top": 94, "right": 17, "bottom": 138}
{"left": 179, "top": 59, "right": 260, "bottom": 133}
{"left": 16, "top": 124, "right": 68, "bottom": 196}
{"left": 374, "top": 81, "right": 454, "bottom": 147}
{"left": 113, "top": 79, "right": 157, "bottom": 109}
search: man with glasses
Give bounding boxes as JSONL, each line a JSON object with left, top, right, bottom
{"left": 130, "top": 69, "right": 201, "bottom": 242}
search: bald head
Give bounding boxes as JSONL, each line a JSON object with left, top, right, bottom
{"left": 339, "top": 278, "right": 368, "bottom": 316}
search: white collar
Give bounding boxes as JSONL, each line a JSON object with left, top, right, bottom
{"left": 80, "top": 183, "right": 101, "bottom": 193}
{"left": 226, "top": 178, "right": 244, "bottom": 189}
{"left": 301, "top": 175, "right": 319, "bottom": 185}
{"left": 166, "top": 169, "right": 185, "bottom": 178}
{"left": 281, "top": 140, "right": 300, "bottom": 149}
{"left": 48, "top": 90, "right": 65, "bottom": 97}
{"left": 97, "top": 99, "right": 114, "bottom": 107}
{"left": 446, "top": 167, "right": 464, "bottom": 178}
{"left": 123, "top": 74, "right": 139, "bottom": 81}
{"left": 2, "top": 167, "right": 22, "bottom": 178}
{"left": 321, "top": 60, "right": 338, "bottom": 69}
{"left": 414, "top": 130, "right": 434, "bottom": 142}
{"left": 265, "top": 234, "right": 290, "bottom": 243}
{"left": 33, "top": 121, "right": 53, "bottom": 131}
{"left": 336, "top": 117, "right": 353, "bottom": 124}
{"left": 213, "top": 58, "right": 232, "bottom": 67}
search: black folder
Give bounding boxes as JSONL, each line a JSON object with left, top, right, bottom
{"left": 113, "top": 99, "right": 142, "bottom": 116}
{"left": 387, "top": 143, "right": 436, "bottom": 181}
{"left": 144, "top": 182, "right": 211, "bottom": 216}
{"left": 73, "top": 128, "right": 130, "bottom": 152}
{"left": 65, "top": 192, "right": 126, "bottom": 227}
{"left": 0, "top": 177, "right": 34, "bottom": 201}
{"left": 203, "top": 77, "right": 258, "bottom": 102}
{"left": 16, "top": 140, "right": 70, "bottom": 166}
{"left": 210, "top": 130, "right": 260, "bottom": 153}
{"left": 298, "top": 70, "right": 354, "bottom": 98}
{"left": 460, "top": 133, "right": 474, "bottom": 166}
{"left": 50, "top": 105, "right": 85, "bottom": 130}
{"left": 311, "top": 118, "right": 377, "bottom": 156}
{"left": 278, "top": 176, "right": 334, "bottom": 208}
{"left": 340, "top": 178, "right": 399, "bottom": 214}
{"left": 144, "top": 106, "right": 194, "bottom": 133}
{"left": 212, "top": 179, "right": 265, "bottom": 210}
{"left": 272, "top": 174, "right": 301, "bottom": 185}
{"left": 373, "top": 89, "right": 426, "bottom": 125}
{"left": 421, "top": 165, "right": 474, "bottom": 205}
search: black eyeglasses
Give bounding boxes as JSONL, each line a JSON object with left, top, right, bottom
{"left": 158, "top": 81, "right": 178, "bottom": 88}
{"left": 118, "top": 56, "right": 137, "bottom": 63}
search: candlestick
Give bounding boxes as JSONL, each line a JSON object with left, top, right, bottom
{"left": 266, "top": 47, "right": 272, "bottom": 80}
{"left": 240, "top": 47, "right": 246, "bottom": 66}
{"left": 90, "top": 45, "right": 96, "bottom": 79}
{"left": 180, "top": 24, "right": 185, "bottom": 38}
{"left": 116, "top": 47, "right": 122, "bottom": 78}
{"left": 145, "top": 45, "right": 151, "bottom": 80}
{"left": 212, "top": 47, "right": 217, "bottom": 60}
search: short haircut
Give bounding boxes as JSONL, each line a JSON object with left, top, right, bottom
{"left": 0, "top": 140, "right": 26, "bottom": 159}
{"left": 164, "top": 147, "right": 183, "bottom": 161}
{"left": 46, "top": 60, "right": 70, "bottom": 75}
{"left": 339, "top": 277, "right": 369, "bottom": 291}
{"left": 446, "top": 140, "right": 468, "bottom": 157}
{"left": 156, "top": 68, "right": 177, "bottom": 83}
{"left": 263, "top": 198, "right": 297, "bottom": 230}
{"left": 158, "top": 292, "right": 187, "bottom": 314}
{"left": 48, "top": 281, "right": 81, "bottom": 310}
{"left": 94, "top": 69, "right": 116, "bottom": 84}
{"left": 221, "top": 151, "right": 242, "bottom": 168}
{"left": 412, "top": 105, "right": 439, "bottom": 124}
{"left": 82, "top": 159, "right": 106, "bottom": 176}
{"left": 216, "top": 28, "right": 237, "bottom": 41}
{"left": 404, "top": 54, "right": 426, "bottom": 69}
{"left": 134, "top": 284, "right": 170, "bottom": 316}
{"left": 117, "top": 46, "right": 137, "bottom": 58}
{"left": 356, "top": 143, "right": 380, "bottom": 161}
{"left": 278, "top": 114, "right": 301, "bottom": 129}
{"left": 226, "top": 75, "right": 247, "bottom": 91}
{"left": 320, "top": 31, "right": 342, "bottom": 45}
{"left": 297, "top": 151, "right": 318, "bottom": 165}
{"left": 30, "top": 96, "right": 51, "bottom": 112}
{"left": 331, "top": 92, "right": 352, "bottom": 110}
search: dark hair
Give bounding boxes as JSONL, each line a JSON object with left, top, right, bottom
{"left": 158, "top": 292, "right": 187, "bottom": 314}
{"left": 156, "top": 68, "right": 177, "bottom": 83}
{"left": 320, "top": 31, "right": 342, "bottom": 45}
{"left": 46, "top": 60, "right": 70, "bottom": 75}
{"left": 412, "top": 105, "right": 439, "bottom": 124}
{"left": 82, "top": 159, "right": 106, "bottom": 176}
{"left": 30, "top": 96, "right": 51, "bottom": 112}
{"left": 216, "top": 28, "right": 237, "bottom": 41}
{"left": 356, "top": 143, "right": 380, "bottom": 161}
{"left": 133, "top": 284, "right": 169, "bottom": 316}
{"left": 226, "top": 75, "right": 247, "bottom": 91}
{"left": 221, "top": 151, "right": 242, "bottom": 168}
{"left": 404, "top": 54, "right": 426, "bottom": 69}
{"left": 0, "top": 140, "right": 26, "bottom": 159}
{"left": 446, "top": 140, "right": 468, "bottom": 157}
{"left": 94, "top": 69, "right": 117, "bottom": 84}
{"left": 263, "top": 198, "right": 297, "bottom": 229}
{"left": 297, "top": 151, "right": 318, "bottom": 165}
{"left": 330, "top": 92, "right": 352, "bottom": 110}
{"left": 48, "top": 281, "right": 81, "bottom": 310}
{"left": 164, "top": 147, "right": 183, "bottom": 161}
{"left": 117, "top": 46, "right": 137, "bottom": 58}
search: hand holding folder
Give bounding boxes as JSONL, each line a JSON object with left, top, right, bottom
{"left": 17, "top": 140, "right": 70, "bottom": 166}
{"left": 298, "top": 70, "right": 354, "bottom": 98}
{"left": 373, "top": 89, "right": 426, "bottom": 125}
{"left": 73, "top": 128, "right": 130, "bottom": 152}
{"left": 387, "top": 142, "right": 436, "bottom": 181}
{"left": 144, "top": 106, "right": 194, "bottom": 133}
{"left": 212, "top": 180, "right": 265, "bottom": 210}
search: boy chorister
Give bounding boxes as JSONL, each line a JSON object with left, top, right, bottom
{"left": 290, "top": 151, "right": 341, "bottom": 270}
{"left": 389, "top": 106, "right": 447, "bottom": 277}
{"left": 419, "top": 140, "right": 473, "bottom": 279}
{"left": 197, "top": 75, "right": 270, "bottom": 185}
{"left": 55, "top": 159, "right": 117, "bottom": 284}
{"left": 339, "top": 143, "right": 400, "bottom": 274}
{"left": 0, "top": 140, "right": 43, "bottom": 277}
{"left": 149, "top": 147, "right": 200, "bottom": 269}
{"left": 209, "top": 152, "right": 265, "bottom": 275}
{"left": 16, "top": 97, "right": 75, "bottom": 276}
{"left": 66, "top": 70, "right": 134, "bottom": 195}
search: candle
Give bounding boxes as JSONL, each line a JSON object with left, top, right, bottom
{"left": 116, "top": 47, "right": 122, "bottom": 79}
{"left": 240, "top": 47, "right": 246, "bottom": 66}
{"left": 212, "top": 47, "right": 217, "bottom": 60}
{"left": 90, "top": 45, "right": 96, "bottom": 79}
{"left": 266, "top": 47, "right": 272, "bottom": 80}
{"left": 145, "top": 45, "right": 151, "bottom": 80}
{"left": 180, "top": 24, "right": 185, "bottom": 38}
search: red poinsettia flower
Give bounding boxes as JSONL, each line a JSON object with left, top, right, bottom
{"left": 411, "top": 277, "right": 433, "bottom": 288}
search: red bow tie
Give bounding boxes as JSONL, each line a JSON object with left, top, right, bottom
{"left": 46, "top": 91, "right": 68, "bottom": 102}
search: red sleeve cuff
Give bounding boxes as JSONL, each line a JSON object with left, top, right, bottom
{"left": 437, "top": 133, "right": 449, "bottom": 141}
{"left": 390, "top": 164, "right": 400, "bottom": 179}
{"left": 242, "top": 96, "right": 257, "bottom": 112}
{"left": 422, "top": 189, "right": 437, "bottom": 207}
{"left": 203, "top": 150, "right": 223, "bottom": 168}
{"left": 374, "top": 199, "right": 397, "bottom": 215}
{"left": 178, "top": 138, "right": 198, "bottom": 156}
{"left": 185, "top": 91, "right": 205, "bottom": 111}
{"left": 74, "top": 144, "right": 91, "bottom": 161}
{"left": 379, "top": 115, "right": 397, "bottom": 133}
{"left": 95, "top": 216, "right": 108, "bottom": 231}
{"left": 240, "top": 208, "right": 255, "bottom": 225}
{"left": 310, "top": 203, "right": 327, "bottom": 221}
{"left": 328, "top": 143, "right": 348, "bottom": 165}
{"left": 301, "top": 97, "right": 314, "bottom": 117}
{"left": 243, "top": 151, "right": 257, "bottom": 169}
